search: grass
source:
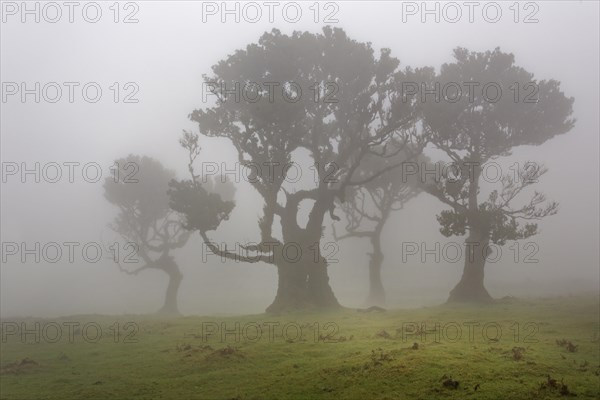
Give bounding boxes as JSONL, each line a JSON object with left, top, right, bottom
{"left": 1, "top": 295, "right": 599, "bottom": 399}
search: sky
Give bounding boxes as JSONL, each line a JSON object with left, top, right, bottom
{"left": 1, "top": 1, "right": 598, "bottom": 317}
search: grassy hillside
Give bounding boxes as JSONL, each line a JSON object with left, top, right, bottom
{"left": 1, "top": 295, "right": 599, "bottom": 399}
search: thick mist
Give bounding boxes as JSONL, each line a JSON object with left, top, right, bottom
{"left": 1, "top": 1, "right": 598, "bottom": 318}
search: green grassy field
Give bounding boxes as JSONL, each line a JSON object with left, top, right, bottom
{"left": 1, "top": 295, "right": 599, "bottom": 400}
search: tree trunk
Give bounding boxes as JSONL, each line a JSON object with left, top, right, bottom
{"left": 265, "top": 192, "right": 340, "bottom": 313}
{"left": 447, "top": 231, "right": 493, "bottom": 303}
{"left": 447, "top": 157, "right": 493, "bottom": 304}
{"left": 158, "top": 266, "right": 183, "bottom": 315}
{"left": 366, "top": 235, "right": 386, "bottom": 306}
{"left": 267, "top": 259, "right": 310, "bottom": 313}
{"left": 266, "top": 242, "right": 339, "bottom": 314}
{"left": 307, "top": 251, "right": 339, "bottom": 309}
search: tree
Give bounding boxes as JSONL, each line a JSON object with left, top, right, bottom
{"left": 421, "top": 48, "right": 575, "bottom": 303}
{"left": 168, "top": 132, "right": 236, "bottom": 237}
{"left": 333, "top": 147, "right": 425, "bottom": 306}
{"left": 103, "top": 155, "right": 193, "bottom": 315}
{"left": 169, "top": 27, "right": 427, "bottom": 313}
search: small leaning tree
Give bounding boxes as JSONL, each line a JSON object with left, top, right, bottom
{"left": 334, "top": 147, "right": 426, "bottom": 306}
{"left": 103, "top": 155, "right": 191, "bottom": 314}
{"left": 420, "top": 48, "right": 575, "bottom": 303}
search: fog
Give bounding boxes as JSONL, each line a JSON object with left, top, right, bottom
{"left": 1, "top": 1, "right": 598, "bottom": 317}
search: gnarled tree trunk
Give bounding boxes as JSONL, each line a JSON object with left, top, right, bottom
{"left": 266, "top": 240, "right": 339, "bottom": 313}
{"left": 266, "top": 197, "right": 340, "bottom": 313}
{"left": 447, "top": 159, "right": 493, "bottom": 304}
{"left": 447, "top": 230, "right": 493, "bottom": 303}
{"left": 158, "top": 260, "right": 183, "bottom": 315}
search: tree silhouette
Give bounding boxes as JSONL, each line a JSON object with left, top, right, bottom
{"left": 168, "top": 132, "right": 236, "bottom": 235}
{"left": 170, "top": 27, "right": 427, "bottom": 312}
{"left": 103, "top": 155, "right": 191, "bottom": 315}
{"left": 334, "top": 147, "right": 425, "bottom": 306}
{"left": 421, "top": 48, "right": 575, "bottom": 303}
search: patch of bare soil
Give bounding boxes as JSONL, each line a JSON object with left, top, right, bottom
{"left": 0, "top": 358, "right": 39, "bottom": 375}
